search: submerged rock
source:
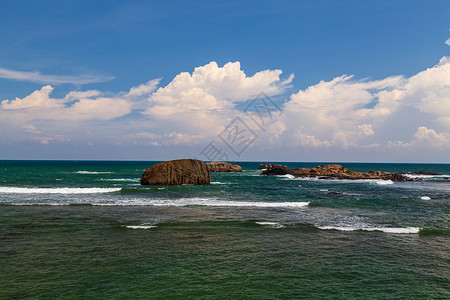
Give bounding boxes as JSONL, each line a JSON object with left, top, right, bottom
{"left": 141, "top": 159, "right": 211, "bottom": 185}
{"left": 261, "top": 163, "right": 412, "bottom": 181}
{"left": 206, "top": 161, "right": 242, "bottom": 172}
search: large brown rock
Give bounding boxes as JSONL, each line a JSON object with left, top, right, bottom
{"left": 206, "top": 161, "right": 242, "bottom": 172}
{"left": 141, "top": 159, "right": 211, "bottom": 185}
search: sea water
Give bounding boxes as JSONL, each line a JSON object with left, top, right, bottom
{"left": 0, "top": 161, "right": 449, "bottom": 298}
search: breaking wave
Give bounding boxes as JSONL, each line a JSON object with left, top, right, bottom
{"left": 4, "top": 197, "right": 310, "bottom": 207}
{"left": 74, "top": 171, "right": 113, "bottom": 174}
{"left": 276, "top": 175, "right": 394, "bottom": 185}
{"left": 255, "top": 221, "right": 285, "bottom": 228}
{"left": 0, "top": 187, "right": 121, "bottom": 194}
{"left": 317, "top": 225, "right": 420, "bottom": 234}
{"left": 124, "top": 225, "right": 157, "bottom": 229}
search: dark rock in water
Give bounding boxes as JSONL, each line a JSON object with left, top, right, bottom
{"left": 141, "top": 159, "right": 211, "bottom": 185}
{"left": 327, "top": 191, "right": 343, "bottom": 195}
{"left": 259, "top": 163, "right": 285, "bottom": 170}
{"left": 261, "top": 164, "right": 292, "bottom": 175}
{"left": 260, "top": 163, "right": 413, "bottom": 181}
{"left": 206, "top": 161, "right": 242, "bottom": 172}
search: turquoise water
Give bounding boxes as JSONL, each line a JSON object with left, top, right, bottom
{"left": 1, "top": 161, "right": 449, "bottom": 299}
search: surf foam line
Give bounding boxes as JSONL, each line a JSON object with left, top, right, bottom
{"left": 276, "top": 175, "right": 394, "bottom": 185}
{"left": 74, "top": 171, "right": 113, "bottom": 174}
{"left": 94, "top": 199, "right": 311, "bottom": 208}
{"left": 255, "top": 221, "right": 285, "bottom": 228}
{"left": 124, "top": 225, "right": 157, "bottom": 229}
{"left": 0, "top": 187, "right": 121, "bottom": 194}
{"left": 317, "top": 226, "right": 420, "bottom": 234}
{"left": 98, "top": 178, "right": 139, "bottom": 182}
{"left": 403, "top": 174, "right": 450, "bottom": 179}
{"left": 5, "top": 198, "right": 310, "bottom": 207}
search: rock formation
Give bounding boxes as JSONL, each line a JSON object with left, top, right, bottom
{"left": 206, "top": 161, "right": 242, "bottom": 172}
{"left": 261, "top": 163, "right": 413, "bottom": 181}
{"left": 141, "top": 159, "right": 211, "bottom": 185}
{"left": 258, "top": 163, "right": 285, "bottom": 170}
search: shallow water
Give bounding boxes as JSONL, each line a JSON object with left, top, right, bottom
{"left": 1, "top": 161, "right": 449, "bottom": 298}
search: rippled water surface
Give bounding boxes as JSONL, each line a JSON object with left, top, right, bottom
{"left": 1, "top": 161, "right": 449, "bottom": 298}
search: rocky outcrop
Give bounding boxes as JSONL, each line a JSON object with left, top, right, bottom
{"left": 206, "top": 161, "right": 242, "bottom": 172}
{"left": 141, "top": 159, "right": 211, "bottom": 185}
{"left": 258, "top": 163, "right": 284, "bottom": 170}
{"left": 261, "top": 163, "right": 412, "bottom": 181}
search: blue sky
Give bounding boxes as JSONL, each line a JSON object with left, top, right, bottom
{"left": 0, "top": 0, "right": 449, "bottom": 162}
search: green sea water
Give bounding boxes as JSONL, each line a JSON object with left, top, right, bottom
{"left": 1, "top": 161, "right": 449, "bottom": 299}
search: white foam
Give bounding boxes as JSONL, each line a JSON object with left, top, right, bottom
{"left": 0, "top": 187, "right": 121, "bottom": 194}
{"left": 318, "top": 226, "right": 420, "bottom": 234}
{"left": 420, "top": 196, "right": 431, "bottom": 200}
{"left": 125, "top": 225, "right": 157, "bottom": 229}
{"left": 255, "top": 221, "right": 285, "bottom": 228}
{"left": 74, "top": 171, "right": 113, "bottom": 174}
{"left": 370, "top": 179, "right": 394, "bottom": 185}
{"left": 403, "top": 174, "right": 449, "bottom": 179}
{"left": 107, "top": 199, "right": 310, "bottom": 208}
{"left": 211, "top": 181, "right": 227, "bottom": 185}
{"left": 3, "top": 196, "right": 310, "bottom": 208}
{"left": 276, "top": 174, "right": 296, "bottom": 179}
{"left": 277, "top": 175, "right": 394, "bottom": 185}
{"left": 98, "top": 178, "right": 139, "bottom": 182}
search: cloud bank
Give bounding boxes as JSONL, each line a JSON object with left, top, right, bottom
{"left": 0, "top": 59, "right": 449, "bottom": 161}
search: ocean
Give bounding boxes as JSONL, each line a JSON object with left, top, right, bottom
{"left": 1, "top": 161, "right": 449, "bottom": 299}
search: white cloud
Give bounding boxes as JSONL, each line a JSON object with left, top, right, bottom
{"left": 142, "top": 61, "right": 292, "bottom": 143}
{"left": 295, "top": 130, "right": 331, "bottom": 148}
{"left": 413, "top": 126, "right": 449, "bottom": 147}
{"left": 127, "top": 79, "right": 161, "bottom": 97}
{"left": 1, "top": 85, "right": 61, "bottom": 109}
{"left": 1, "top": 59, "right": 449, "bottom": 161}
{"left": 445, "top": 38, "right": 450, "bottom": 46}
{"left": 279, "top": 57, "right": 450, "bottom": 153}
{"left": 0, "top": 67, "right": 114, "bottom": 84}
{"left": 388, "top": 126, "right": 449, "bottom": 149}
{"left": 0, "top": 85, "right": 132, "bottom": 121}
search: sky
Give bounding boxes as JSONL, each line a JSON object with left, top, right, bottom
{"left": 0, "top": 0, "right": 449, "bottom": 162}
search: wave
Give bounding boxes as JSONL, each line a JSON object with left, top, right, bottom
{"left": 211, "top": 181, "right": 227, "bottom": 185}
{"left": 403, "top": 174, "right": 450, "bottom": 180}
{"left": 276, "top": 174, "right": 296, "bottom": 179}
{"left": 98, "top": 178, "right": 139, "bottom": 182}
{"left": 5, "top": 197, "right": 310, "bottom": 208}
{"left": 255, "top": 221, "right": 285, "bottom": 228}
{"left": 317, "top": 225, "right": 420, "bottom": 234}
{"left": 74, "top": 171, "right": 113, "bottom": 174}
{"left": 0, "top": 187, "right": 121, "bottom": 194}
{"left": 124, "top": 225, "right": 157, "bottom": 229}
{"left": 420, "top": 196, "right": 431, "bottom": 200}
{"left": 277, "top": 175, "right": 394, "bottom": 185}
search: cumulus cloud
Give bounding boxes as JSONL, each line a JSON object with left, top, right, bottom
{"left": 1, "top": 59, "right": 449, "bottom": 161}
{"left": 279, "top": 57, "right": 450, "bottom": 154}
{"left": 0, "top": 67, "right": 114, "bottom": 84}
{"left": 0, "top": 85, "right": 132, "bottom": 121}
{"left": 142, "top": 61, "right": 293, "bottom": 142}
{"left": 127, "top": 79, "right": 161, "bottom": 97}
{"left": 388, "top": 126, "right": 449, "bottom": 149}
